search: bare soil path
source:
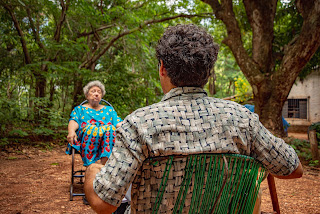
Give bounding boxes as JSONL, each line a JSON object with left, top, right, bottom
{"left": 0, "top": 145, "right": 319, "bottom": 214}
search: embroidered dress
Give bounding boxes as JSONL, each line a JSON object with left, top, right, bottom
{"left": 66, "top": 105, "right": 122, "bottom": 166}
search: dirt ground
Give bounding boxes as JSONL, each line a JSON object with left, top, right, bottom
{"left": 0, "top": 144, "right": 319, "bottom": 214}
{"left": 288, "top": 132, "right": 309, "bottom": 141}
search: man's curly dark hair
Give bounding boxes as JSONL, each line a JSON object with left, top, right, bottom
{"left": 156, "top": 24, "right": 219, "bottom": 87}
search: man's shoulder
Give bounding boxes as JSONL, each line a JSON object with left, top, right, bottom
{"left": 129, "top": 101, "right": 166, "bottom": 116}
{"left": 204, "top": 97, "right": 258, "bottom": 119}
{"left": 125, "top": 97, "right": 255, "bottom": 120}
{"left": 204, "top": 97, "right": 245, "bottom": 109}
{"left": 130, "top": 97, "right": 248, "bottom": 112}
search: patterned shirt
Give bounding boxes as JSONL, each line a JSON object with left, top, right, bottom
{"left": 93, "top": 87, "right": 300, "bottom": 213}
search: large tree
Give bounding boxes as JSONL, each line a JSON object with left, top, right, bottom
{"left": 201, "top": 0, "right": 320, "bottom": 136}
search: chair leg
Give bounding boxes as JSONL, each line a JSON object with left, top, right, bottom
{"left": 70, "top": 147, "right": 75, "bottom": 201}
{"left": 267, "top": 174, "right": 280, "bottom": 214}
{"left": 70, "top": 146, "right": 86, "bottom": 201}
{"left": 70, "top": 184, "right": 74, "bottom": 201}
{"left": 80, "top": 169, "right": 84, "bottom": 184}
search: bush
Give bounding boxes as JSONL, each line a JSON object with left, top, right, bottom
{"left": 33, "top": 127, "right": 55, "bottom": 136}
{"left": 288, "top": 138, "right": 319, "bottom": 166}
{"left": 8, "top": 129, "right": 29, "bottom": 137}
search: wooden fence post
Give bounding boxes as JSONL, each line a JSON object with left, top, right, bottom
{"left": 309, "top": 130, "right": 319, "bottom": 162}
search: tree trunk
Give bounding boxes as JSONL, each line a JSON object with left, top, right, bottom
{"left": 72, "top": 75, "right": 84, "bottom": 109}
{"left": 62, "top": 84, "right": 67, "bottom": 114}
{"left": 209, "top": 71, "right": 216, "bottom": 95}
{"left": 35, "top": 73, "right": 46, "bottom": 98}
{"left": 49, "top": 78, "right": 55, "bottom": 108}
{"left": 202, "top": 0, "right": 320, "bottom": 137}
{"left": 27, "top": 77, "right": 34, "bottom": 121}
{"left": 253, "top": 82, "right": 285, "bottom": 136}
{"left": 34, "top": 72, "right": 47, "bottom": 121}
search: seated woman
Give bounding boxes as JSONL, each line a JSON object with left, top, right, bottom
{"left": 66, "top": 80, "right": 122, "bottom": 166}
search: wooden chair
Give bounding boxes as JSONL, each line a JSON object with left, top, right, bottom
{"left": 149, "top": 153, "right": 266, "bottom": 214}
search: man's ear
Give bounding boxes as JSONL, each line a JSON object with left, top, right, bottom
{"left": 159, "top": 60, "right": 167, "bottom": 77}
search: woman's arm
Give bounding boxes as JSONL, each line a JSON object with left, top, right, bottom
{"left": 67, "top": 120, "right": 79, "bottom": 145}
{"left": 110, "top": 108, "right": 123, "bottom": 127}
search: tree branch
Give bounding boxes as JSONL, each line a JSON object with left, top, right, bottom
{"left": 77, "top": 24, "right": 116, "bottom": 38}
{"left": 26, "top": 6, "right": 46, "bottom": 51}
{"left": 2, "top": 3, "right": 32, "bottom": 64}
{"left": 54, "top": 0, "right": 69, "bottom": 42}
{"left": 201, "top": 0, "right": 223, "bottom": 17}
{"left": 202, "top": 0, "right": 262, "bottom": 85}
{"left": 65, "top": 16, "right": 73, "bottom": 36}
{"left": 79, "top": 13, "right": 213, "bottom": 69}
{"left": 243, "top": 0, "right": 277, "bottom": 73}
{"left": 295, "top": 0, "right": 315, "bottom": 19}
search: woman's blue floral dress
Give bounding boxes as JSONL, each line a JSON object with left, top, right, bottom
{"left": 66, "top": 105, "right": 122, "bottom": 166}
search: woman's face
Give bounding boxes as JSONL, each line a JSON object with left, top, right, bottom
{"left": 87, "top": 86, "right": 102, "bottom": 103}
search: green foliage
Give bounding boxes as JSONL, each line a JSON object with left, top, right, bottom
{"left": 33, "top": 127, "right": 55, "bottom": 136}
{"left": 309, "top": 122, "right": 320, "bottom": 143}
{"left": 206, "top": 45, "right": 243, "bottom": 99}
{"left": 0, "top": 97, "right": 24, "bottom": 126}
{"left": 7, "top": 156, "right": 18, "bottom": 160}
{"left": 231, "top": 76, "right": 253, "bottom": 104}
{"left": 0, "top": 138, "right": 9, "bottom": 146}
{"left": 34, "top": 141, "right": 55, "bottom": 150}
{"left": 0, "top": 0, "right": 192, "bottom": 142}
{"left": 9, "top": 129, "right": 29, "bottom": 138}
{"left": 288, "top": 138, "right": 318, "bottom": 166}
{"left": 309, "top": 160, "right": 319, "bottom": 167}
{"left": 289, "top": 138, "right": 309, "bottom": 150}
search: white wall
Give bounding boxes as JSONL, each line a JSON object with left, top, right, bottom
{"left": 286, "top": 69, "right": 320, "bottom": 125}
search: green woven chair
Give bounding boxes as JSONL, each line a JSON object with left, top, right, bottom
{"left": 150, "top": 153, "right": 266, "bottom": 214}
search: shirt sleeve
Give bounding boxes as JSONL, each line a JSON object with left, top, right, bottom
{"left": 69, "top": 106, "right": 81, "bottom": 125}
{"left": 93, "top": 114, "right": 148, "bottom": 207}
{"left": 249, "top": 112, "right": 300, "bottom": 176}
{"left": 110, "top": 107, "right": 122, "bottom": 126}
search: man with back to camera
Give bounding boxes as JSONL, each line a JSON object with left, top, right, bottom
{"left": 84, "top": 24, "right": 303, "bottom": 214}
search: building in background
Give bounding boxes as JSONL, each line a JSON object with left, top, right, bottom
{"left": 282, "top": 68, "right": 320, "bottom": 132}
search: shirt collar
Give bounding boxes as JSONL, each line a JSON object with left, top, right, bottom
{"left": 161, "top": 87, "right": 207, "bottom": 101}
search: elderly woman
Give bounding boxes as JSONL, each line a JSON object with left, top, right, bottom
{"left": 66, "top": 80, "right": 122, "bottom": 166}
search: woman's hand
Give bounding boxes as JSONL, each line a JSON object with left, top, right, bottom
{"left": 67, "top": 120, "right": 79, "bottom": 145}
{"left": 67, "top": 131, "right": 77, "bottom": 145}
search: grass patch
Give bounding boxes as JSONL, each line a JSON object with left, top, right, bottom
{"left": 288, "top": 138, "right": 319, "bottom": 167}
{"left": 8, "top": 156, "right": 18, "bottom": 160}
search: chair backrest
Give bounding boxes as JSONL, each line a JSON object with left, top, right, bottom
{"left": 149, "top": 153, "right": 266, "bottom": 214}
{"left": 80, "top": 99, "right": 113, "bottom": 108}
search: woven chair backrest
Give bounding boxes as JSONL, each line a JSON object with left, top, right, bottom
{"left": 148, "top": 153, "right": 266, "bottom": 214}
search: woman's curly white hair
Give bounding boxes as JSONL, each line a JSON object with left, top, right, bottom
{"left": 83, "top": 80, "right": 106, "bottom": 97}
